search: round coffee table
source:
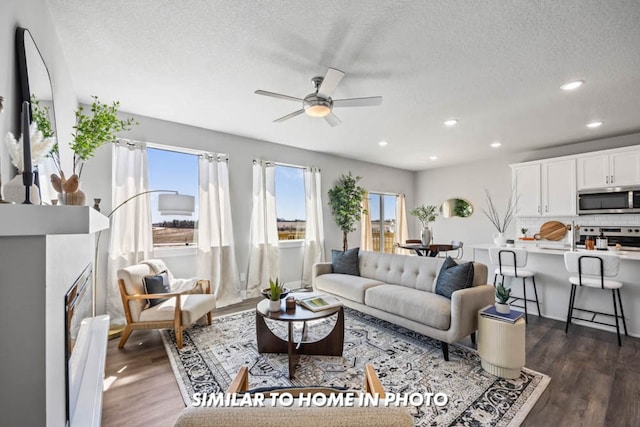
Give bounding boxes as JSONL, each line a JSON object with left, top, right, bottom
{"left": 255, "top": 297, "right": 344, "bottom": 379}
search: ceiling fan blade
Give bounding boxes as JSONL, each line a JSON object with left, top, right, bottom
{"left": 317, "top": 68, "right": 345, "bottom": 98}
{"left": 273, "top": 109, "right": 305, "bottom": 123}
{"left": 255, "top": 90, "right": 303, "bottom": 102}
{"left": 324, "top": 112, "right": 342, "bottom": 127}
{"left": 333, "top": 96, "right": 383, "bottom": 108}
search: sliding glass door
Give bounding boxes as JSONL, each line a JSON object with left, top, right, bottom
{"left": 368, "top": 193, "right": 397, "bottom": 253}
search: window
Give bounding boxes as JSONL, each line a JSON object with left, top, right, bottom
{"left": 274, "top": 165, "right": 306, "bottom": 240}
{"left": 147, "top": 147, "right": 199, "bottom": 247}
{"left": 368, "top": 193, "right": 397, "bottom": 253}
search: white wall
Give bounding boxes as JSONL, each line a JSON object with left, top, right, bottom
{"left": 85, "top": 113, "right": 415, "bottom": 312}
{"left": 414, "top": 132, "right": 640, "bottom": 256}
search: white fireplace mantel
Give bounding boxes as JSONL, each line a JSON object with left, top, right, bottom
{"left": 0, "top": 204, "right": 109, "bottom": 426}
{"left": 0, "top": 205, "right": 109, "bottom": 236}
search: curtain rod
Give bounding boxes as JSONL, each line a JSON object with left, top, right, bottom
{"left": 117, "top": 138, "right": 228, "bottom": 158}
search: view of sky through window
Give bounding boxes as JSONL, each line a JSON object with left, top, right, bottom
{"left": 275, "top": 165, "right": 306, "bottom": 240}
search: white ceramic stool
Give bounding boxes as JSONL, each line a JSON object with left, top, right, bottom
{"left": 478, "top": 311, "right": 526, "bottom": 379}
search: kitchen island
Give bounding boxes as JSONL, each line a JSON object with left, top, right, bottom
{"left": 470, "top": 243, "right": 640, "bottom": 338}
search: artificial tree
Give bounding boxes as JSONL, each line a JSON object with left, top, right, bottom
{"left": 328, "top": 172, "right": 367, "bottom": 251}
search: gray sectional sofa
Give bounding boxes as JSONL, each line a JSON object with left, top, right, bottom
{"left": 312, "top": 250, "right": 494, "bottom": 360}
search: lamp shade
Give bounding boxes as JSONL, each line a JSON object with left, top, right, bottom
{"left": 158, "top": 193, "right": 194, "bottom": 216}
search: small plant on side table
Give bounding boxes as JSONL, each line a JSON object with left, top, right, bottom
{"left": 268, "top": 278, "right": 284, "bottom": 312}
{"left": 495, "top": 283, "right": 511, "bottom": 314}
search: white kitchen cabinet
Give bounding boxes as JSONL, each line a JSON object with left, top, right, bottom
{"left": 577, "top": 149, "right": 640, "bottom": 189}
{"left": 512, "top": 159, "right": 576, "bottom": 216}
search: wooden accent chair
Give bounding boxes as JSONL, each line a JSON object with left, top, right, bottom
{"left": 173, "top": 364, "right": 413, "bottom": 427}
{"left": 117, "top": 261, "right": 216, "bottom": 349}
{"left": 227, "top": 363, "right": 385, "bottom": 398}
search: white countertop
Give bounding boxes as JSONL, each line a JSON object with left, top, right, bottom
{"left": 469, "top": 243, "right": 640, "bottom": 261}
{"left": 0, "top": 205, "right": 109, "bottom": 236}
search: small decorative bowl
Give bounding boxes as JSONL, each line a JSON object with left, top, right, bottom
{"left": 261, "top": 287, "right": 290, "bottom": 300}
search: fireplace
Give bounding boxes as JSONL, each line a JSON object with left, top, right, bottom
{"left": 64, "top": 263, "right": 109, "bottom": 427}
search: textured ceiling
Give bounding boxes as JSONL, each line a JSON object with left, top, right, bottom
{"left": 46, "top": 0, "right": 640, "bottom": 171}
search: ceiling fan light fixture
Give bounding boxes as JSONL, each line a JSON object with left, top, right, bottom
{"left": 305, "top": 104, "right": 331, "bottom": 117}
{"left": 303, "top": 95, "right": 332, "bottom": 117}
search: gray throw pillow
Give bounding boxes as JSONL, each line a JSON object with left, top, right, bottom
{"left": 331, "top": 247, "right": 360, "bottom": 276}
{"left": 143, "top": 271, "right": 171, "bottom": 307}
{"left": 435, "top": 257, "right": 474, "bottom": 299}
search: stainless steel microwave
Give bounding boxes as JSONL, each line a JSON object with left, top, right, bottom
{"left": 578, "top": 187, "right": 640, "bottom": 215}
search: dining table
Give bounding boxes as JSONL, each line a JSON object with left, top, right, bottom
{"left": 398, "top": 243, "right": 454, "bottom": 257}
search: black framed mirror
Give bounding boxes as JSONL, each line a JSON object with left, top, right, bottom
{"left": 439, "top": 198, "right": 473, "bottom": 218}
{"left": 16, "top": 26, "right": 57, "bottom": 135}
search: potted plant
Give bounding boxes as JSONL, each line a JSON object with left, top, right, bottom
{"left": 328, "top": 172, "right": 367, "bottom": 251}
{"left": 495, "top": 282, "right": 511, "bottom": 314}
{"left": 481, "top": 188, "right": 517, "bottom": 247}
{"left": 410, "top": 204, "right": 437, "bottom": 245}
{"left": 49, "top": 95, "right": 136, "bottom": 205}
{"left": 267, "top": 278, "right": 285, "bottom": 312}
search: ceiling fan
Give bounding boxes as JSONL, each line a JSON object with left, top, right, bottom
{"left": 255, "top": 67, "right": 382, "bottom": 127}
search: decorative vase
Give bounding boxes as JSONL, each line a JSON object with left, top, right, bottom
{"left": 495, "top": 302, "right": 510, "bottom": 314}
{"left": 58, "top": 189, "right": 86, "bottom": 206}
{"left": 492, "top": 232, "right": 507, "bottom": 247}
{"left": 268, "top": 299, "right": 281, "bottom": 312}
{"left": 93, "top": 198, "right": 101, "bottom": 212}
{"left": 421, "top": 227, "right": 432, "bottom": 246}
{"left": 2, "top": 173, "right": 40, "bottom": 204}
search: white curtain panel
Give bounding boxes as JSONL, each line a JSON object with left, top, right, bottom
{"left": 107, "top": 142, "right": 153, "bottom": 324}
{"left": 360, "top": 192, "right": 373, "bottom": 251}
{"left": 395, "top": 194, "right": 410, "bottom": 255}
{"left": 301, "top": 167, "right": 325, "bottom": 287}
{"left": 197, "top": 155, "right": 242, "bottom": 307}
{"left": 246, "top": 161, "right": 279, "bottom": 298}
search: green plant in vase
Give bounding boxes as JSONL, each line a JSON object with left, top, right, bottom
{"left": 49, "top": 96, "right": 137, "bottom": 205}
{"left": 410, "top": 204, "right": 437, "bottom": 245}
{"left": 495, "top": 283, "right": 511, "bottom": 314}
{"left": 267, "top": 278, "right": 285, "bottom": 312}
{"left": 328, "top": 172, "right": 367, "bottom": 251}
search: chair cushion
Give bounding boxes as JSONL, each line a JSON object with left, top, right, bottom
{"left": 143, "top": 271, "right": 170, "bottom": 307}
{"left": 365, "top": 285, "right": 451, "bottom": 330}
{"left": 315, "top": 274, "right": 383, "bottom": 304}
{"left": 332, "top": 248, "right": 360, "bottom": 276}
{"left": 569, "top": 276, "right": 622, "bottom": 289}
{"left": 435, "top": 257, "right": 475, "bottom": 299}
{"left": 139, "top": 294, "right": 216, "bottom": 324}
{"left": 118, "top": 263, "right": 157, "bottom": 322}
{"left": 493, "top": 267, "right": 535, "bottom": 278}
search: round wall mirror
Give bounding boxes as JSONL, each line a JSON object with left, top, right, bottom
{"left": 439, "top": 198, "right": 473, "bottom": 218}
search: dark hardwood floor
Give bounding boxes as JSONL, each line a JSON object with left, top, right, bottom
{"left": 102, "top": 301, "right": 640, "bottom": 427}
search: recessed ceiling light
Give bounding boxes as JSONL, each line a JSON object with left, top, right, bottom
{"left": 378, "top": 141, "right": 388, "bottom": 147}
{"left": 490, "top": 142, "right": 502, "bottom": 148}
{"left": 561, "top": 80, "right": 584, "bottom": 91}
{"left": 444, "top": 119, "right": 458, "bottom": 127}
{"left": 429, "top": 156, "right": 438, "bottom": 160}
{"left": 586, "top": 121, "right": 603, "bottom": 128}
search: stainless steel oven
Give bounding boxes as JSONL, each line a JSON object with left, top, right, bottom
{"left": 577, "top": 187, "right": 640, "bottom": 215}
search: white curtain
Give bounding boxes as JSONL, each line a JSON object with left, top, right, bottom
{"left": 301, "top": 167, "right": 324, "bottom": 287}
{"left": 197, "top": 154, "right": 242, "bottom": 307}
{"left": 360, "top": 192, "right": 373, "bottom": 251}
{"left": 395, "top": 194, "right": 410, "bottom": 255}
{"left": 246, "top": 161, "right": 279, "bottom": 298}
{"left": 107, "top": 142, "right": 153, "bottom": 324}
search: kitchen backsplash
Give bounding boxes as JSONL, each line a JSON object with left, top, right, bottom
{"left": 516, "top": 214, "right": 640, "bottom": 245}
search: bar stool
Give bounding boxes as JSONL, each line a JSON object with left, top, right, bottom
{"left": 488, "top": 247, "right": 541, "bottom": 323}
{"left": 563, "top": 251, "right": 628, "bottom": 346}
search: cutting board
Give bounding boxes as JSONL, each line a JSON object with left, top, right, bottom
{"left": 538, "top": 221, "right": 567, "bottom": 241}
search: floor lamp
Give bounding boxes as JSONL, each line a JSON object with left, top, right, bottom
{"left": 93, "top": 190, "right": 195, "bottom": 335}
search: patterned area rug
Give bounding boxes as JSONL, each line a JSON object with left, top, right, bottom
{"left": 161, "top": 307, "right": 549, "bottom": 426}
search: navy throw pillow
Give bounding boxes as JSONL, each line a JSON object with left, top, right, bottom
{"left": 331, "top": 247, "right": 360, "bottom": 276}
{"left": 143, "top": 271, "right": 171, "bottom": 307}
{"left": 435, "top": 257, "right": 475, "bottom": 299}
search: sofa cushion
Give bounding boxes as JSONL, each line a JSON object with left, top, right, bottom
{"left": 435, "top": 257, "right": 475, "bottom": 299}
{"left": 358, "top": 251, "right": 439, "bottom": 291}
{"left": 315, "top": 274, "right": 383, "bottom": 304}
{"left": 332, "top": 247, "right": 360, "bottom": 275}
{"left": 143, "top": 271, "right": 171, "bottom": 307}
{"left": 365, "top": 285, "right": 451, "bottom": 330}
